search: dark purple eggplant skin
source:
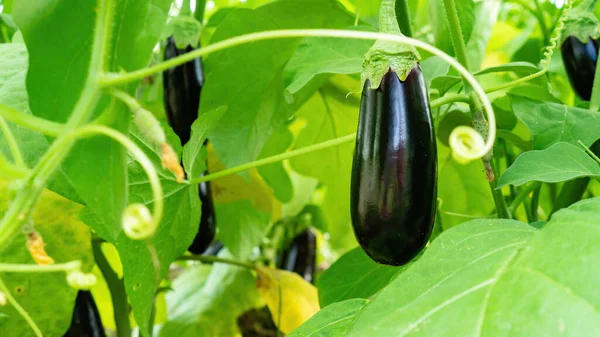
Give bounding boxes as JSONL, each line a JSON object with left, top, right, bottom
{"left": 163, "top": 35, "right": 204, "bottom": 144}
{"left": 163, "top": 36, "right": 216, "bottom": 254}
{"left": 561, "top": 36, "right": 599, "bottom": 101}
{"left": 351, "top": 65, "right": 437, "bottom": 266}
{"left": 63, "top": 291, "right": 105, "bottom": 337}
{"left": 279, "top": 230, "right": 317, "bottom": 284}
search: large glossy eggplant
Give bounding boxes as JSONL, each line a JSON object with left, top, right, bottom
{"left": 561, "top": 36, "right": 599, "bottom": 101}
{"left": 351, "top": 65, "right": 437, "bottom": 266}
{"left": 279, "top": 229, "right": 317, "bottom": 284}
{"left": 163, "top": 36, "right": 216, "bottom": 254}
{"left": 63, "top": 291, "right": 105, "bottom": 337}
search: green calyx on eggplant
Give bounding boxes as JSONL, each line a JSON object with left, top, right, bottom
{"left": 561, "top": 36, "right": 599, "bottom": 101}
{"left": 63, "top": 291, "right": 105, "bottom": 337}
{"left": 278, "top": 229, "right": 317, "bottom": 284}
{"left": 162, "top": 35, "right": 216, "bottom": 254}
{"left": 351, "top": 65, "right": 437, "bottom": 266}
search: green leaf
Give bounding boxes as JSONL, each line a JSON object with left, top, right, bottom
{"left": 497, "top": 142, "right": 600, "bottom": 188}
{"left": 160, "top": 250, "right": 262, "bottom": 337}
{"left": 420, "top": 56, "right": 450, "bottom": 90}
{"left": 0, "top": 183, "right": 94, "bottom": 337}
{"left": 512, "top": 95, "right": 600, "bottom": 149}
{"left": 347, "top": 219, "right": 537, "bottom": 337}
{"left": 317, "top": 248, "right": 401, "bottom": 307}
{"left": 81, "top": 120, "right": 201, "bottom": 336}
{"left": 183, "top": 106, "right": 227, "bottom": 179}
{"left": 288, "top": 299, "right": 368, "bottom": 337}
{"left": 428, "top": 0, "right": 474, "bottom": 55}
{"left": 345, "top": 196, "right": 600, "bottom": 336}
{"left": 0, "top": 43, "right": 82, "bottom": 204}
{"left": 284, "top": 25, "right": 374, "bottom": 94}
{"left": 437, "top": 144, "right": 495, "bottom": 229}
{"left": 289, "top": 78, "right": 359, "bottom": 250}
{"left": 465, "top": 0, "right": 501, "bottom": 71}
{"left": 203, "top": 0, "right": 355, "bottom": 170}
{"left": 216, "top": 200, "right": 271, "bottom": 258}
{"left": 258, "top": 126, "right": 294, "bottom": 203}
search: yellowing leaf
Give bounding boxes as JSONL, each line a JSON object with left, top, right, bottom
{"left": 207, "top": 144, "right": 282, "bottom": 220}
{"left": 256, "top": 266, "right": 320, "bottom": 334}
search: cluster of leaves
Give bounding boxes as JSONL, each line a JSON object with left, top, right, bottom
{"left": 1, "top": 0, "right": 600, "bottom": 336}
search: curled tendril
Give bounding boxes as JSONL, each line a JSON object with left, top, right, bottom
{"left": 540, "top": 0, "right": 573, "bottom": 69}
{"left": 449, "top": 126, "right": 486, "bottom": 164}
{"left": 66, "top": 270, "right": 97, "bottom": 290}
{"left": 122, "top": 203, "right": 155, "bottom": 240}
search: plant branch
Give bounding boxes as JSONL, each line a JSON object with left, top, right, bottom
{"left": 194, "top": 0, "right": 208, "bottom": 23}
{"left": 176, "top": 255, "right": 256, "bottom": 270}
{"left": 93, "top": 242, "right": 131, "bottom": 337}
{"left": 430, "top": 93, "right": 470, "bottom": 108}
{"left": 0, "top": 261, "right": 81, "bottom": 273}
{"left": 509, "top": 182, "right": 542, "bottom": 215}
{"left": 0, "top": 117, "right": 25, "bottom": 167}
{"left": 442, "top": 0, "right": 471, "bottom": 70}
{"left": 0, "top": 276, "right": 42, "bottom": 337}
{"left": 0, "top": 104, "right": 64, "bottom": 137}
{"left": 190, "top": 134, "right": 356, "bottom": 184}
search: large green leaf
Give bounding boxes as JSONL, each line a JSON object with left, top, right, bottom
{"left": 512, "top": 95, "right": 600, "bottom": 150}
{"left": 283, "top": 25, "right": 374, "bottom": 94}
{"left": 317, "top": 248, "right": 401, "bottom": 307}
{"left": 0, "top": 183, "right": 94, "bottom": 337}
{"left": 258, "top": 126, "right": 294, "bottom": 203}
{"left": 160, "top": 251, "right": 262, "bottom": 337}
{"left": 203, "top": 0, "right": 355, "bottom": 170}
{"left": 344, "top": 197, "right": 600, "bottom": 336}
{"left": 215, "top": 200, "right": 271, "bottom": 258}
{"left": 289, "top": 77, "right": 359, "bottom": 250}
{"left": 0, "top": 43, "right": 82, "bottom": 203}
{"left": 13, "top": 0, "right": 172, "bottom": 240}
{"left": 288, "top": 299, "right": 368, "bottom": 337}
{"left": 498, "top": 142, "right": 600, "bottom": 188}
{"left": 465, "top": 0, "right": 501, "bottom": 71}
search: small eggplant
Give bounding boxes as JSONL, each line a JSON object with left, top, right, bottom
{"left": 561, "top": 36, "right": 599, "bottom": 101}
{"left": 279, "top": 230, "right": 317, "bottom": 284}
{"left": 63, "top": 291, "right": 105, "bottom": 337}
{"left": 351, "top": 65, "right": 437, "bottom": 266}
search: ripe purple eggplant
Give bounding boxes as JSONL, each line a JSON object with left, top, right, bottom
{"left": 163, "top": 36, "right": 216, "bottom": 254}
{"left": 351, "top": 65, "right": 437, "bottom": 266}
{"left": 63, "top": 291, "right": 104, "bottom": 337}
{"left": 561, "top": 36, "right": 599, "bottom": 101}
{"left": 279, "top": 229, "right": 317, "bottom": 283}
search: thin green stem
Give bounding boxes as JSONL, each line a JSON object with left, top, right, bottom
{"left": 176, "top": 255, "right": 257, "bottom": 270}
{"left": 509, "top": 182, "right": 542, "bottom": 215}
{"left": 395, "top": 0, "right": 413, "bottom": 37}
{"left": 190, "top": 134, "right": 356, "bottom": 185}
{"left": 0, "top": 155, "right": 30, "bottom": 178}
{"left": 93, "top": 242, "right": 131, "bottom": 337}
{"left": 0, "top": 116, "right": 25, "bottom": 167}
{"left": 442, "top": 0, "right": 471, "bottom": 71}
{"left": 0, "top": 104, "right": 64, "bottom": 137}
{"left": 0, "top": 277, "right": 43, "bottom": 337}
{"left": 111, "top": 89, "right": 142, "bottom": 111}
{"left": 430, "top": 93, "right": 470, "bottom": 108}
{"left": 590, "top": 46, "right": 600, "bottom": 110}
{"left": 488, "top": 161, "right": 510, "bottom": 219}
{"left": 98, "top": 28, "right": 497, "bottom": 161}
{"left": 194, "top": 0, "right": 207, "bottom": 23}
{"left": 181, "top": 0, "right": 192, "bottom": 15}
{"left": 0, "top": 261, "right": 81, "bottom": 273}
{"left": 530, "top": 184, "right": 541, "bottom": 222}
